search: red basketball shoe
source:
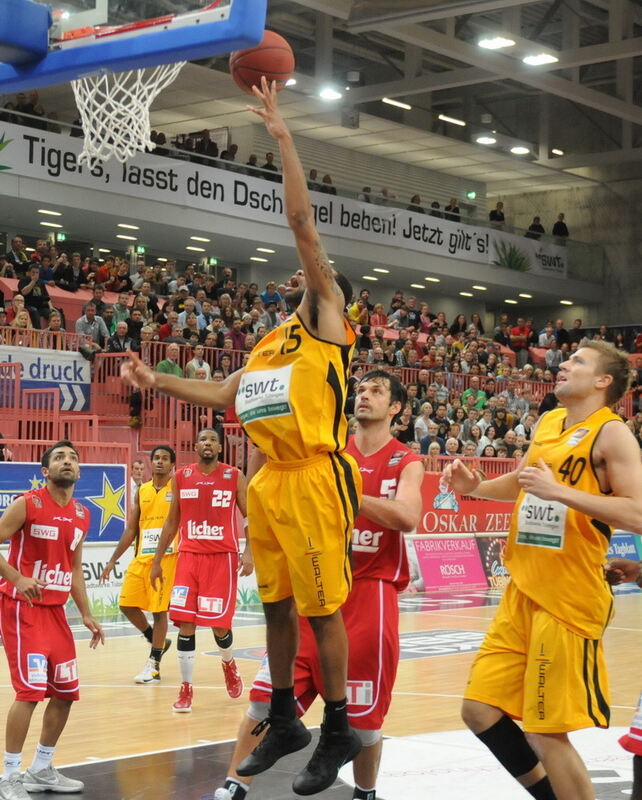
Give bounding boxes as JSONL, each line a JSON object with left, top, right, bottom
{"left": 222, "top": 658, "right": 243, "bottom": 699}
{"left": 172, "top": 682, "right": 193, "bottom": 712}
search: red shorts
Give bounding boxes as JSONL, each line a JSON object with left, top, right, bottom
{"left": 0, "top": 595, "right": 79, "bottom": 702}
{"left": 250, "top": 579, "right": 400, "bottom": 729}
{"left": 169, "top": 550, "right": 238, "bottom": 628}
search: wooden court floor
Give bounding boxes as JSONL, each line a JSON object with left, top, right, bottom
{"left": 1, "top": 589, "right": 639, "bottom": 770}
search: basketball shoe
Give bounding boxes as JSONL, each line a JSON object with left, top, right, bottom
{"left": 172, "top": 681, "right": 193, "bottom": 712}
{"left": 23, "top": 766, "right": 84, "bottom": 793}
{"left": 134, "top": 658, "right": 160, "bottom": 683}
{"left": 292, "top": 725, "right": 362, "bottom": 796}
{"left": 0, "top": 773, "right": 30, "bottom": 800}
{"left": 236, "top": 715, "right": 311, "bottom": 776}
{"left": 222, "top": 658, "right": 243, "bottom": 699}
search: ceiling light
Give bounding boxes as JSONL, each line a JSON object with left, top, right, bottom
{"left": 362, "top": 275, "right": 378, "bottom": 281}
{"left": 466, "top": 190, "right": 477, "bottom": 200}
{"left": 472, "top": 285, "right": 487, "bottom": 291}
{"left": 250, "top": 256, "right": 268, "bottom": 262}
{"left": 382, "top": 97, "right": 412, "bottom": 111}
{"left": 552, "top": 148, "right": 564, "bottom": 156}
{"left": 157, "top": 257, "right": 168, "bottom": 262}
{"left": 190, "top": 236, "right": 210, "bottom": 242}
{"left": 38, "top": 208, "right": 62, "bottom": 216}
{"left": 373, "top": 268, "right": 389, "bottom": 273}
{"left": 328, "top": 259, "right": 335, "bottom": 264}
{"left": 510, "top": 146, "right": 530, "bottom": 155}
{"left": 523, "top": 53, "right": 559, "bottom": 66}
{"left": 24, "top": 247, "right": 35, "bottom": 252}
{"left": 319, "top": 86, "right": 343, "bottom": 101}
{"left": 504, "top": 299, "right": 518, "bottom": 304}
{"left": 425, "top": 277, "right": 440, "bottom": 283}
{"left": 256, "top": 247, "right": 275, "bottom": 253}
{"left": 40, "top": 221, "right": 63, "bottom": 228}
{"left": 98, "top": 248, "right": 111, "bottom": 253}
{"left": 438, "top": 113, "right": 466, "bottom": 127}
{"left": 478, "top": 36, "right": 515, "bottom": 50}
{"left": 459, "top": 291, "right": 474, "bottom": 297}
{"left": 186, "top": 246, "right": 205, "bottom": 252}
{"left": 285, "top": 78, "right": 297, "bottom": 86}
{"left": 410, "top": 283, "right": 424, "bottom": 289}
{"left": 117, "top": 223, "right": 140, "bottom": 230}
{"left": 518, "top": 293, "right": 532, "bottom": 298}
{"left": 476, "top": 135, "right": 497, "bottom": 145}
{"left": 116, "top": 234, "right": 137, "bottom": 240}
{"left": 560, "top": 300, "right": 573, "bottom": 305}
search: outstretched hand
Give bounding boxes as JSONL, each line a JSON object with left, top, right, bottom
{"left": 441, "top": 459, "right": 482, "bottom": 496}
{"left": 121, "top": 350, "right": 156, "bottom": 390}
{"left": 247, "top": 76, "right": 290, "bottom": 140}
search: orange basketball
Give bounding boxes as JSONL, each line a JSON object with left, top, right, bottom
{"left": 229, "top": 30, "right": 295, "bottom": 94}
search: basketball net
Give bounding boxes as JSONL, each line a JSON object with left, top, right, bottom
{"left": 72, "top": 62, "right": 186, "bottom": 164}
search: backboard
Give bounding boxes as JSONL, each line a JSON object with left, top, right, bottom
{"left": 0, "top": 0, "right": 266, "bottom": 92}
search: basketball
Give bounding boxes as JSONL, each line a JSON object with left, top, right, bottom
{"left": 229, "top": 30, "right": 295, "bottom": 94}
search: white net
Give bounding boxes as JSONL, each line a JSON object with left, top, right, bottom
{"left": 71, "top": 62, "right": 186, "bottom": 164}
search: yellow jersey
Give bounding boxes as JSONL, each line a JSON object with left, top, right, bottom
{"left": 236, "top": 312, "right": 355, "bottom": 461}
{"left": 135, "top": 479, "right": 176, "bottom": 560}
{"left": 506, "top": 406, "right": 622, "bottom": 638}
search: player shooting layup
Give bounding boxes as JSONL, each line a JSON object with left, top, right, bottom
{"left": 122, "top": 77, "right": 361, "bottom": 795}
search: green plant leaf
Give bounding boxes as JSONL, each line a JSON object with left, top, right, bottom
{"left": 493, "top": 240, "right": 530, "bottom": 272}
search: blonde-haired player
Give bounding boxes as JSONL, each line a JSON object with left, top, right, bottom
{"left": 443, "top": 341, "right": 642, "bottom": 800}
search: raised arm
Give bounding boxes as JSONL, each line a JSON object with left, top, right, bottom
{"left": 122, "top": 350, "right": 243, "bottom": 407}
{"left": 248, "top": 78, "right": 346, "bottom": 343}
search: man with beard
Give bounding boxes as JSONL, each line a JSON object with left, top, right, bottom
{"left": 150, "top": 429, "right": 252, "bottom": 712}
{"left": 0, "top": 441, "right": 104, "bottom": 798}
{"left": 122, "top": 78, "right": 360, "bottom": 795}
{"left": 213, "top": 371, "right": 423, "bottom": 800}
{"left": 442, "top": 342, "right": 642, "bottom": 800}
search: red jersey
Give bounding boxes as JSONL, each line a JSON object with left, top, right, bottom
{"left": 174, "top": 462, "right": 240, "bottom": 554}
{"left": 0, "top": 487, "right": 90, "bottom": 605}
{"left": 345, "top": 437, "right": 421, "bottom": 591}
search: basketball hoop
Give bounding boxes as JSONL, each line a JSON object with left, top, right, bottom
{"left": 72, "top": 62, "right": 186, "bottom": 164}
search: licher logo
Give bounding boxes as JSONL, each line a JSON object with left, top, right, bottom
{"left": 31, "top": 560, "right": 72, "bottom": 590}
{"left": 187, "top": 520, "right": 224, "bottom": 539}
{"left": 352, "top": 528, "right": 383, "bottom": 553}
{"left": 0, "top": 132, "right": 13, "bottom": 172}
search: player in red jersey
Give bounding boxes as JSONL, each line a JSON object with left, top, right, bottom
{"left": 152, "top": 428, "right": 252, "bottom": 712}
{"left": 0, "top": 441, "right": 104, "bottom": 800}
{"left": 605, "top": 557, "right": 642, "bottom": 800}
{"left": 214, "top": 370, "right": 424, "bottom": 800}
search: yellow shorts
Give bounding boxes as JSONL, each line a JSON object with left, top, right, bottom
{"left": 248, "top": 452, "right": 361, "bottom": 617}
{"left": 465, "top": 581, "right": 610, "bottom": 733}
{"left": 119, "top": 554, "right": 178, "bottom": 613}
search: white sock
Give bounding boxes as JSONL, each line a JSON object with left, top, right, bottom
{"left": 177, "top": 651, "right": 195, "bottom": 683}
{"left": 3, "top": 751, "right": 21, "bottom": 778}
{"left": 218, "top": 644, "right": 234, "bottom": 663}
{"left": 30, "top": 744, "right": 55, "bottom": 773}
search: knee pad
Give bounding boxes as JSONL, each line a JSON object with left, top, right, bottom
{"left": 248, "top": 700, "right": 270, "bottom": 722}
{"left": 351, "top": 727, "right": 382, "bottom": 747}
{"left": 476, "top": 715, "right": 539, "bottom": 777}
{"left": 177, "top": 634, "right": 196, "bottom": 652}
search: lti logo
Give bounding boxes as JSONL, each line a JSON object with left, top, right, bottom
{"left": 0, "top": 133, "right": 13, "bottom": 171}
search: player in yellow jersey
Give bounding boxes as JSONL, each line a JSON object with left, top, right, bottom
{"left": 443, "top": 340, "right": 642, "bottom": 800}
{"left": 100, "top": 445, "right": 177, "bottom": 683}
{"left": 121, "top": 78, "right": 362, "bottom": 795}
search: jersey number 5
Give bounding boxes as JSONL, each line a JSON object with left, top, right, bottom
{"left": 280, "top": 324, "right": 302, "bottom": 355}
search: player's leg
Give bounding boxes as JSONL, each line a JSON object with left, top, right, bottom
{"left": 173, "top": 622, "right": 196, "bottom": 712}
{"left": 23, "top": 608, "right": 83, "bottom": 794}
{"left": 4, "top": 701, "right": 37, "bottom": 773}
{"left": 620, "top": 691, "right": 642, "bottom": 800}
{"left": 215, "top": 711, "right": 266, "bottom": 800}
{"left": 524, "top": 733, "right": 592, "bottom": 799}
{"left": 212, "top": 626, "right": 243, "bottom": 699}
{"left": 463, "top": 586, "right": 556, "bottom": 799}
{"left": 351, "top": 732, "right": 382, "bottom": 800}
{"left": 170, "top": 552, "right": 199, "bottom": 712}
{"left": 633, "top": 756, "right": 642, "bottom": 800}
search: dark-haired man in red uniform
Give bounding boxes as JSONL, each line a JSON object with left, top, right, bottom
{"left": 152, "top": 428, "right": 252, "bottom": 713}
{"left": 0, "top": 441, "right": 104, "bottom": 799}
{"left": 214, "top": 370, "right": 424, "bottom": 800}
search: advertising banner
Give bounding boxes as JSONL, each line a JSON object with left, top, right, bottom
{"left": 411, "top": 536, "right": 487, "bottom": 592}
{"left": 476, "top": 535, "right": 510, "bottom": 591}
{"left": 419, "top": 474, "right": 512, "bottom": 536}
{"left": 608, "top": 532, "right": 642, "bottom": 561}
{"left": 0, "top": 345, "right": 90, "bottom": 410}
{"left": 0, "top": 122, "right": 567, "bottom": 278}
{"left": 0, "top": 462, "right": 126, "bottom": 543}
